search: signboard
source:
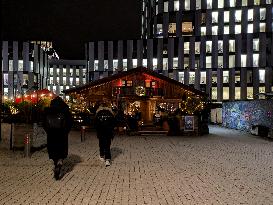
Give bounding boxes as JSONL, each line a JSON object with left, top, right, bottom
{"left": 184, "top": 116, "right": 194, "bottom": 131}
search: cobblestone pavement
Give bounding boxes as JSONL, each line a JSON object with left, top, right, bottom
{"left": 0, "top": 125, "right": 273, "bottom": 205}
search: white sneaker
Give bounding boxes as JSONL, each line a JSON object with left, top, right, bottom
{"left": 105, "top": 160, "right": 111, "bottom": 167}
{"left": 99, "top": 156, "right": 105, "bottom": 161}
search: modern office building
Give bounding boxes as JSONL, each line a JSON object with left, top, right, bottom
{"left": 86, "top": 0, "right": 273, "bottom": 102}
{"left": 1, "top": 41, "right": 50, "bottom": 100}
{"left": 47, "top": 59, "right": 87, "bottom": 99}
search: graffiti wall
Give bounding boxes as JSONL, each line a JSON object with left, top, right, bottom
{"left": 222, "top": 100, "right": 273, "bottom": 131}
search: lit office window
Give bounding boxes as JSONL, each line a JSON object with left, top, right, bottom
{"left": 9, "top": 60, "right": 13, "bottom": 71}
{"left": 247, "top": 87, "right": 253, "bottom": 99}
{"left": 156, "top": 5, "right": 158, "bottom": 15}
{"left": 247, "top": 70, "right": 253, "bottom": 83}
{"left": 266, "top": 0, "right": 272, "bottom": 4}
{"left": 229, "top": 40, "right": 235, "bottom": 52}
{"left": 113, "top": 59, "right": 118, "bottom": 70}
{"left": 201, "top": 27, "right": 206, "bottom": 35}
{"left": 123, "top": 59, "right": 127, "bottom": 71}
{"left": 168, "top": 23, "right": 176, "bottom": 34}
{"left": 206, "top": 57, "right": 212, "bottom": 68}
{"left": 218, "top": 41, "right": 223, "bottom": 53}
{"left": 235, "top": 10, "right": 242, "bottom": 23}
{"left": 178, "top": 72, "right": 184, "bottom": 83}
{"left": 224, "top": 26, "right": 229, "bottom": 34}
{"left": 189, "top": 72, "right": 195, "bottom": 84}
{"left": 184, "top": 57, "right": 189, "bottom": 69}
{"left": 163, "top": 58, "right": 167, "bottom": 70}
{"left": 218, "top": 0, "right": 224, "bottom": 8}
{"left": 195, "top": 42, "right": 200, "bottom": 54}
{"left": 235, "top": 25, "right": 241, "bottom": 34}
{"left": 153, "top": 58, "right": 158, "bottom": 70}
{"left": 156, "top": 24, "right": 163, "bottom": 36}
{"left": 254, "top": 0, "right": 260, "bottom": 5}
{"left": 173, "top": 58, "right": 178, "bottom": 69}
{"left": 260, "top": 23, "right": 266, "bottom": 32}
{"left": 224, "top": 11, "right": 230, "bottom": 23}
{"left": 248, "top": 24, "right": 253, "bottom": 33}
{"left": 133, "top": 59, "right": 137, "bottom": 68}
{"left": 260, "top": 8, "right": 266, "bottom": 21}
{"left": 211, "top": 87, "right": 217, "bottom": 100}
{"left": 229, "top": 55, "right": 235, "bottom": 68}
{"left": 63, "top": 77, "right": 66, "bottom": 85}
{"left": 200, "top": 72, "right": 206, "bottom": 84}
{"left": 94, "top": 60, "right": 98, "bottom": 71}
{"left": 259, "top": 87, "right": 265, "bottom": 96}
{"left": 56, "top": 68, "right": 59, "bottom": 76}
{"left": 259, "top": 70, "right": 265, "bottom": 83}
{"left": 185, "top": 0, "right": 190, "bottom": 10}
{"left": 235, "top": 87, "right": 241, "bottom": 100}
{"left": 212, "top": 72, "right": 217, "bottom": 84}
{"left": 30, "top": 61, "right": 33, "bottom": 72}
{"left": 253, "top": 54, "right": 259, "bottom": 67}
{"left": 248, "top": 9, "right": 253, "bottom": 21}
{"left": 50, "top": 77, "right": 53, "bottom": 84}
{"left": 164, "top": 2, "right": 168, "bottom": 12}
{"left": 18, "top": 60, "right": 23, "bottom": 71}
{"left": 50, "top": 68, "right": 54, "bottom": 75}
{"left": 207, "top": 0, "right": 212, "bottom": 9}
{"left": 212, "top": 26, "right": 218, "bottom": 35}
{"left": 253, "top": 39, "right": 259, "bottom": 51}
{"left": 241, "top": 55, "right": 247, "bottom": 67}
{"left": 174, "top": 1, "right": 179, "bottom": 11}
{"left": 223, "top": 71, "right": 229, "bottom": 83}
{"left": 212, "top": 12, "right": 218, "bottom": 23}
{"left": 184, "top": 42, "right": 190, "bottom": 54}
{"left": 206, "top": 41, "right": 212, "bottom": 53}
{"left": 196, "top": 0, "right": 201, "bottom": 9}
{"left": 242, "top": 0, "right": 247, "bottom": 6}
{"left": 230, "top": 0, "right": 236, "bottom": 7}
{"left": 223, "top": 87, "right": 229, "bottom": 100}
{"left": 218, "top": 56, "right": 223, "bottom": 68}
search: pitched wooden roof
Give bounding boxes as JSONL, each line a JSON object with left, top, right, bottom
{"left": 63, "top": 66, "right": 206, "bottom": 96}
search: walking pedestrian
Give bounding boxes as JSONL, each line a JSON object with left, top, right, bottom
{"left": 94, "top": 102, "right": 116, "bottom": 167}
{"left": 43, "top": 97, "right": 73, "bottom": 180}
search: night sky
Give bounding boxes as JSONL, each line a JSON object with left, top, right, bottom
{"left": 2, "top": 0, "right": 142, "bottom": 59}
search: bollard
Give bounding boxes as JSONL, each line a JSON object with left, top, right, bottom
{"left": 81, "top": 126, "right": 86, "bottom": 142}
{"left": 24, "top": 134, "right": 31, "bottom": 157}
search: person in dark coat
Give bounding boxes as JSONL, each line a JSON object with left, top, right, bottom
{"left": 94, "top": 103, "right": 116, "bottom": 167}
{"left": 43, "top": 96, "right": 73, "bottom": 180}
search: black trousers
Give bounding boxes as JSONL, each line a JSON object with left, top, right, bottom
{"left": 99, "top": 137, "right": 112, "bottom": 160}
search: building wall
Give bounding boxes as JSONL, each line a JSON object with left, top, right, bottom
{"left": 85, "top": 1, "right": 273, "bottom": 102}
{"left": 48, "top": 59, "right": 87, "bottom": 98}
{"left": 1, "top": 41, "right": 48, "bottom": 100}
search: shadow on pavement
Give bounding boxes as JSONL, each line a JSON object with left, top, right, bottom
{"left": 59, "top": 154, "right": 82, "bottom": 179}
{"left": 111, "top": 147, "right": 122, "bottom": 160}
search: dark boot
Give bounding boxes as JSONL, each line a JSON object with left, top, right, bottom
{"left": 54, "top": 159, "right": 63, "bottom": 180}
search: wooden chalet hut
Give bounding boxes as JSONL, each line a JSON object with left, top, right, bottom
{"left": 63, "top": 67, "right": 208, "bottom": 134}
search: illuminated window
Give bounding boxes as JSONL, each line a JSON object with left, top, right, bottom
{"left": 254, "top": 0, "right": 260, "bottom": 5}
{"left": 174, "top": 1, "right": 179, "bottom": 11}
{"left": 200, "top": 72, "right": 206, "bottom": 84}
{"left": 224, "top": 11, "right": 230, "bottom": 23}
{"left": 212, "top": 72, "right": 217, "bottom": 83}
{"left": 248, "top": 24, "right": 253, "bottom": 33}
{"left": 189, "top": 72, "right": 195, "bottom": 84}
{"left": 241, "top": 54, "right": 247, "bottom": 67}
{"left": 168, "top": 23, "right": 176, "bottom": 34}
{"left": 18, "top": 60, "right": 23, "bottom": 71}
{"left": 195, "top": 42, "right": 200, "bottom": 54}
{"left": 207, "top": 0, "right": 212, "bottom": 9}
{"left": 182, "top": 22, "right": 193, "bottom": 33}
{"left": 206, "top": 41, "right": 212, "bottom": 53}
{"left": 247, "top": 87, "right": 253, "bottom": 99}
{"left": 242, "top": 0, "right": 247, "bottom": 6}
{"left": 164, "top": 2, "right": 168, "bottom": 12}
{"left": 259, "top": 70, "right": 265, "bottom": 83}
{"left": 212, "top": 26, "right": 218, "bottom": 35}
{"left": 224, "top": 26, "right": 229, "bottom": 34}
{"left": 253, "top": 54, "right": 259, "bottom": 67}
{"left": 223, "top": 87, "right": 229, "bottom": 100}
{"left": 247, "top": 70, "right": 253, "bottom": 83}
{"left": 212, "top": 12, "right": 218, "bottom": 23}
{"left": 211, "top": 87, "right": 217, "bottom": 100}
{"left": 235, "top": 25, "right": 241, "bottom": 34}
{"left": 230, "top": 0, "right": 236, "bottom": 7}
{"left": 235, "top": 87, "right": 241, "bottom": 100}
{"left": 235, "top": 10, "right": 242, "bottom": 23}
{"left": 178, "top": 72, "right": 184, "bottom": 84}
{"left": 156, "top": 24, "right": 163, "bottom": 36}
{"left": 127, "top": 81, "right": 133, "bottom": 86}
{"left": 196, "top": 0, "right": 201, "bottom": 9}
{"left": 248, "top": 9, "right": 253, "bottom": 21}
{"left": 266, "top": 0, "right": 272, "bottom": 4}
{"left": 201, "top": 27, "right": 206, "bottom": 35}
{"left": 218, "top": 41, "right": 223, "bottom": 53}
{"left": 218, "top": 0, "right": 224, "bottom": 8}
{"left": 229, "top": 40, "right": 235, "bottom": 52}
{"left": 223, "top": 71, "right": 229, "bottom": 83}
{"left": 206, "top": 57, "right": 212, "bottom": 68}
{"left": 218, "top": 56, "right": 223, "bottom": 68}
{"left": 260, "top": 8, "right": 266, "bottom": 21}
{"left": 229, "top": 55, "right": 235, "bottom": 68}
{"left": 260, "top": 23, "right": 266, "bottom": 32}
{"left": 185, "top": 0, "right": 190, "bottom": 10}
{"left": 184, "top": 42, "right": 190, "bottom": 54}
{"left": 9, "top": 60, "right": 13, "bottom": 71}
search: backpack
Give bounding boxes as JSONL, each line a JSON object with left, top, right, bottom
{"left": 46, "top": 112, "right": 66, "bottom": 129}
{"left": 95, "top": 110, "right": 115, "bottom": 130}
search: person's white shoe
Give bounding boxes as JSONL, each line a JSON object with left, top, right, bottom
{"left": 105, "top": 160, "right": 111, "bottom": 167}
{"left": 99, "top": 156, "right": 105, "bottom": 161}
